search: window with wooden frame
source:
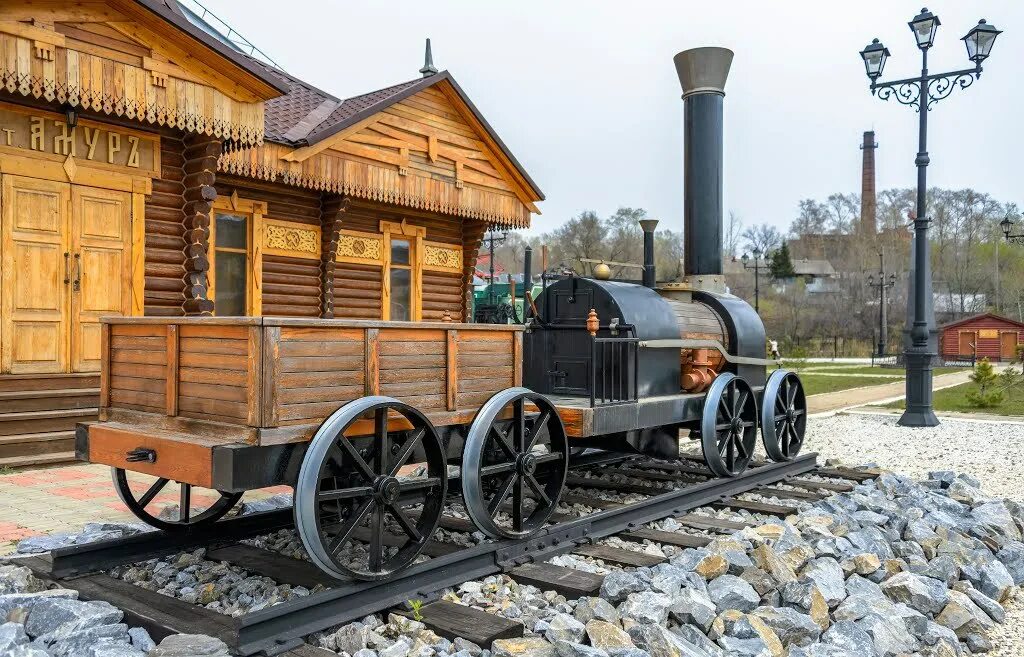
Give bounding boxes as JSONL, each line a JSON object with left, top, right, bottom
{"left": 209, "top": 197, "right": 265, "bottom": 316}
{"left": 381, "top": 220, "right": 426, "bottom": 321}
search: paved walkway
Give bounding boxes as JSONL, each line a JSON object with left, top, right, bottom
{"left": 0, "top": 464, "right": 288, "bottom": 555}
{"left": 807, "top": 368, "right": 975, "bottom": 414}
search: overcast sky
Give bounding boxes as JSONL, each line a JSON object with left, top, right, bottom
{"left": 216, "top": 0, "right": 1020, "bottom": 236}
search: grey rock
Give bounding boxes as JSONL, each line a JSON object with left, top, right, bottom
{"left": 668, "top": 626, "right": 723, "bottom": 657}
{"left": 35, "top": 622, "right": 130, "bottom": 657}
{"left": 492, "top": 637, "right": 556, "bottom": 657}
{"left": 715, "top": 636, "right": 771, "bottom": 657}
{"left": 856, "top": 612, "right": 919, "bottom": 657}
{"left": 737, "top": 568, "right": 774, "bottom": 597}
{"left": 972, "top": 502, "right": 1021, "bottom": 543}
{"left": 600, "top": 572, "right": 647, "bottom": 604}
{"left": 545, "top": 613, "right": 586, "bottom": 644}
{"left": 127, "top": 627, "right": 155, "bottom": 653}
{"left": 880, "top": 572, "right": 949, "bottom": 615}
{"left": 749, "top": 606, "right": 820, "bottom": 647}
{"left": 328, "top": 624, "right": 369, "bottom": 654}
{"left": 6, "top": 646, "right": 51, "bottom": 657}
{"left": 914, "top": 555, "right": 960, "bottom": 586}
{"left": 976, "top": 559, "right": 1013, "bottom": 602}
{"left": 618, "top": 592, "right": 672, "bottom": 626}
{"left": 148, "top": 634, "right": 232, "bottom": 657}
{"left": 0, "top": 589, "right": 79, "bottom": 619}
{"left": 25, "top": 598, "right": 123, "bottom": 638}
{"left": 381, "top": 639, "right": 412, "bottom": 657}
{"left": 963, "top": 587, "right": 1004, "bottom": 623}
{"left": 454, "top": 638, "right": 483, "bottom": 657}
{"left": 355, "top": 650, "right": 380, "bottom": 657}
{"left": 965, "top": 631, "right": 992, "bottom": 653}
{"left": 821, "top": 620, "right": 874, "bottom": 655}
{"left": 832, "top": 594, "right": 892, "bottom": 623}
{"left": 585, "top": 621, "right": 632, "bottom": 652}
{"left": 15, "top": 534, "right": 77, "bottom": 554}
{"left": 843, "top": 574, "right": 883, "bottom": 600}
{"left": 574, "top": 597, "right": 619, "bottom": 625}
{"left": 627, "top": 624, "right": 714, "bottom": 657}
{"left": 707, "top": 575, "right": 759, "bottom": 613}
{"left": 668, "top": 588, "right": 716, "bottom": 631}
{"left": 0, "top": 567, "right": 46, "bottom": 596}
{"left": 92, "top": 641, "right": 146, "bottom": 657}
{"left": 801, "top": 558, "right": 846, "bottom": 608}
{"left": 607, "top": 650, "right": 651, "bottom": 657}
{"left": 918, "top": 621, "right": 960, "bottom": 650}
{"left": 996, "top": 541, "right": 1024, "bottom": 584}
{"left": 787, "top": 645, "right": 859, "bottom": 657}
{"left": 554, "top": 641, "right": 609, "bottom": 657}
{"left": 0, "top": 622, "right": 29, "bottom": 652}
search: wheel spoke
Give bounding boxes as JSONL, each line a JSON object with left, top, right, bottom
{"left": 137, "top": 478, "right": 169, "bottom": 508}
{"left": 525, "top": 410, "right": 550, "bottom": 452}
{"left": 318, "top": 486, "right": 373, "bottom": 502}
{"left": 480, "top": 462, "right": 517, "bottom": 477}
{"left": 726, "top": 433, "right": 735, "bottom": 471}
{"left": 368, "top": 505, "right": 384, "bottom": 572}
{"left": 717, "top": 431, "right": 730, "bottom": 453}
{"left": 735, "top": 434, "right": 748, "bottom": 459}
{"left": 514, "top": 399, "right": 526, "bottom": 452}
{"left": 512, "top": 475, "right": 524, "bottom": 532}
{"left": 327, "top": 497, "right": 373, "bottom": 554}
{"left": 375, "top": 408, "right": 390, "bottom": 476}
{"left": 787, "top": 378, "right": 798, "bottom": 406}
{"left": 774, "top": 414, "right": 787, "bottom": 423}
{"left": 736, "top": 390, "right": 749, "bottom": 417}
{"left": 524, "top": 474, "right": 551, "bottom": 507}
{"left": 179, "top": 484, "right": 191, "bottom": 523}
{"left": 398, "top": 477, "right": 442, "bottom": 492}
{"left": 337, "top": 437, "right": 376, "bottom": 482}
{"left": 388, "top": 503, "right": 423, "bottom": 542}
{"left": 489, "top": 424, "right": 518, "bottom": 460}
{"left": 487, "top": 473, "right": 517, "bottom": 517}
{"left": 716, "top": 422, "right": 732, "bottom": 431}
{"left": 792, "top": 409, "right": 806, "bottom": 417}
{"left": 781, "top": 424, "right": 792, "bottom": 455}
{"left": 388, "top": 428, "right": 424, "bottom": 477}
{"left": 534, "top": 452, "right": 564, "bottom": 464}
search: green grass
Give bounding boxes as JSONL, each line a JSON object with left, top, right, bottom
{"left": 882, "top": 381, "right": 1024, "bottom": 416}
{"left": 795, "top": 365, "right": 963, "bottom": 377}
{"left": 800, "top": 374, "right": 900, "bottom": 396}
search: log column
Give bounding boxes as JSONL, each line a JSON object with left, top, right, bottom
{"left": 181, "top": 134, "right": 220, "bottom": 316}
{"left": 319, "top": 196, "right": 350, "bottom": 318}
{"left": 462, "top": 220, "right": 489, "bottom": 322}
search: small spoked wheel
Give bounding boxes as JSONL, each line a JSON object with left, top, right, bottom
{"left": 294, "top": 397, "right": 447, "bottom": 581}
{"left": 462, "top": 387, "right": 568, "bottom": 539}
{"left": 700, "top": 373, "right": 758, "bottom": 477}
{"left": 761, "top": 369, "right": 807, "bottom": 461}
{"left": 112, "top": 469, "right": 241, "bottom": 532}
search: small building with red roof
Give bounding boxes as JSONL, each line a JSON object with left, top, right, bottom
{"left": 939, "top": 313, "right": 1024, "bottom": 362}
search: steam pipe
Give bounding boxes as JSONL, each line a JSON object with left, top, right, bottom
{"left": 639, "top": 219, "right": 658, "bottom": 288}
{"left": 673, "top": 47, "right": 733, "bottom": 278}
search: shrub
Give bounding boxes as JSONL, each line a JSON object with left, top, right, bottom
{"left": 966, "top": 358, "right": 1005, "bottom": 408}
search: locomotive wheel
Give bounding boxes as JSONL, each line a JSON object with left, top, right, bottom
{"left": 294, "top": 397, "right": 447, "bottom": 581}
{"left": 700, "top": 373, "right": 758, "bottom": 477}
{"left": 462, "top": 387, "right": 568, "bottom": 539}
{"left": 760, "top": 369, "right": 807, "bottom": 461}
{"left": 112, "top": 469, "right": 241, "bottom": 532}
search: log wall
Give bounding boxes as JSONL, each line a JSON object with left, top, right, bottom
{"left": 144, "top": 133, "right": 187, "bottom": 316}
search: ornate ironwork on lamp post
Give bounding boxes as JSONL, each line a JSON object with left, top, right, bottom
{"left": 867, "top": 251, "right": 897, "bottom": 358}
{"left": 740, "top": 248, "right": 767, "bottom": 314}
{"left": 1001, "top": 214, "right": 1024, "bottom": 245}
{"left": 482, "top": 230, "right": 508, "bottom": 305}
{"left": 860, "top": 8, "right": 1001, "bottom": 427}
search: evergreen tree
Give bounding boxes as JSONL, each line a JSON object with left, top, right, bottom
{"left": 966, "top": 357, "right": 1005, "bottom": 408}
{"left": 770, "top": 243, "right": 796, "bottom": 279}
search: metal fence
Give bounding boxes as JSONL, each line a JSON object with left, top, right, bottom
{"left": 589, "top": 336, "right": 639, "bottom": 407}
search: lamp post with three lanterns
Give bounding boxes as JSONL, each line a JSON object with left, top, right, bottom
{"left": 859, "top": 8, "right": 1001, "bottom": 427}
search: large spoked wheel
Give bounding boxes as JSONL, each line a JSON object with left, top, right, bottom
{"left": 761, "top": 369, "right": 807, "bottom": 461}
{"left": 112, "top": 469, "right": 241, "bottom": 532}
{"left": 294, "top": 397, "right": 447, "bottom": 581}
{"left": 700, "top": 373, "right": 759, "bottom": 478}
{"left": 462, "top": 387, "right": 568, "bottom": 539}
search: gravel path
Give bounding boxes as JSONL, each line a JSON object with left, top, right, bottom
{"left": 808, "top": 410, "right": 1024, "bottom": 655}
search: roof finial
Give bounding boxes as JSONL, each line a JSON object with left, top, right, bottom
{"left": 419, "top": 38, "right": 438, "bottom": 78}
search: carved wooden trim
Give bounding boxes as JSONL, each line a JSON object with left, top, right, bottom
{"left": 336, "top": 230, "right": 384, "bottom": 264}
{"left": 422, "top": 242, "right": 463, "bottom": 272}
{"left": 262, "top": 219, "right": 321, "bottom": 260}
{"left": 320, "top": 196, "right": 349, "bottom": 318}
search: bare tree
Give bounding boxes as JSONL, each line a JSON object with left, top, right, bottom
{"left": 741, "top": 224, "right": 783, "bottom": 256}
{"left": 724, "top": 211, "right": 744, "bottom": 258}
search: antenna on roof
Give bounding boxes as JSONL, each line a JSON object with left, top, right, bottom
{"left": 419, "top": 38, "right": 438, "bottom": 78}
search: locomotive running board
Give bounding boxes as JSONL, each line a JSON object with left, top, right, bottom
{"left": 234, "top": 453, "right": 817, "bottom": 656}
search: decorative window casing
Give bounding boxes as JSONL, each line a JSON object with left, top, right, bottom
{"left": 209, "top": 197, "right": 266, "bottom": 316}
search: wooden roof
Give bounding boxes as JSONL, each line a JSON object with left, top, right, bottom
{"left": 0, "top": 0, "right": 285, "bottom": 144}
{"left": 939, "top": 312, "right": 1024, "bottom": 331}
{"left": 221, "top": 70, "right": 542, "bottom": 228}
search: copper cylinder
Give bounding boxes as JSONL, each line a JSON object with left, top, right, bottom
{"left": 663, "top": 298, "right": 729, "bottom": 391}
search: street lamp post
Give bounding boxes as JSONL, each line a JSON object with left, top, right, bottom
{"left": 867, "top": 251, "right": 897, "bottom": 358}
{"left": 741, "top": 248, "right": 766, "bottom": 314}
{"left": 482, "top": 230, "right": 508, "bottom": 306}
{"left": 860, "top": 8, "right": 1001, "bottom": 427}
{"left": 1001, "top": 214, "right": 1024, "bottom": 245}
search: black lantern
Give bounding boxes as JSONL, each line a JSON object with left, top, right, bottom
{"left": 859, "top": 39, "right": 890, "bottom": 82}
{"left": 1002, "top": 215, "right": 1014, "bottom": 237}
{"left": 741, "top": 252, "right": 749, "bottom": 264}
{"left": 64, "top": 105, "right": 78, "bottom": 129}
{"left": 962, "top": 19, "right": 1002, "bottom": 66}
{"left": 908, "top": 8, "right": 940, "bottom": 50}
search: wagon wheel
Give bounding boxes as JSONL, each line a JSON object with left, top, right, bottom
{"left": 761, "top": 369, "right": 807, "bottom": 461}
{"left": 294, "top": 397, "right": 447, "bottom": 581}
{"left": 112, "top": 469, "right": 242, "bottom": 532}
{"left": 462, "top": 387, "right": 568, "bottom": 539}
{"left": 700, "top": 373, "right": 758, "bottom": 477}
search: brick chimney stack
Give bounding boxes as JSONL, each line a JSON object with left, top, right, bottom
{"left": 860, "top": 130, "right": 878, "bottom": 235}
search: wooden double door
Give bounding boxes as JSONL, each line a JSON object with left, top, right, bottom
{"left": 1, "top": 175, "right": 132, "bottom": 374}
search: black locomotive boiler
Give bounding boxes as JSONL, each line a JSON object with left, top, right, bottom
{"left": 524, "top": 45, "right": 806, "bottom": 477}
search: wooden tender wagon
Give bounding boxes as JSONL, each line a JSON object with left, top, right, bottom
{"left": 80, "top": 316, "right": 570, "bottom": 580}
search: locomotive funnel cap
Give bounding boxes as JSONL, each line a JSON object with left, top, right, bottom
{"left": 673, "top": 47, "right": 734, "bottom": 98}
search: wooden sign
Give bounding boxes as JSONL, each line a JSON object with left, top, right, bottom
{"left": 979, "top": 329, "right": 999, "bottom": 339}
{"left": 0, "top": 103, "right": 159, "bottom": 177}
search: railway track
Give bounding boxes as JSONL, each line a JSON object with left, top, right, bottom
{"left": 13, "top": 451, "right": 879, "bottom": 657}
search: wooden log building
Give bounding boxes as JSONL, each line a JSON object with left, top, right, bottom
{"left": 0, "top": 1, "right": 542, "bottom": 467}
{"left": 939, "top": 313, "right": 1023, "bottom": 363}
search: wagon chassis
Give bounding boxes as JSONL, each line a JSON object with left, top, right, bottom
{"left": 20, "top": 451, "right": 818, "bottom": 657}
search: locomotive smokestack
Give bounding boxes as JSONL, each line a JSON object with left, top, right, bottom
{"left": 673, "top": 47, "right": 733, "bottom": 279}
{"left": 639, "top": 219, "right": 658, "bottom": 288}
